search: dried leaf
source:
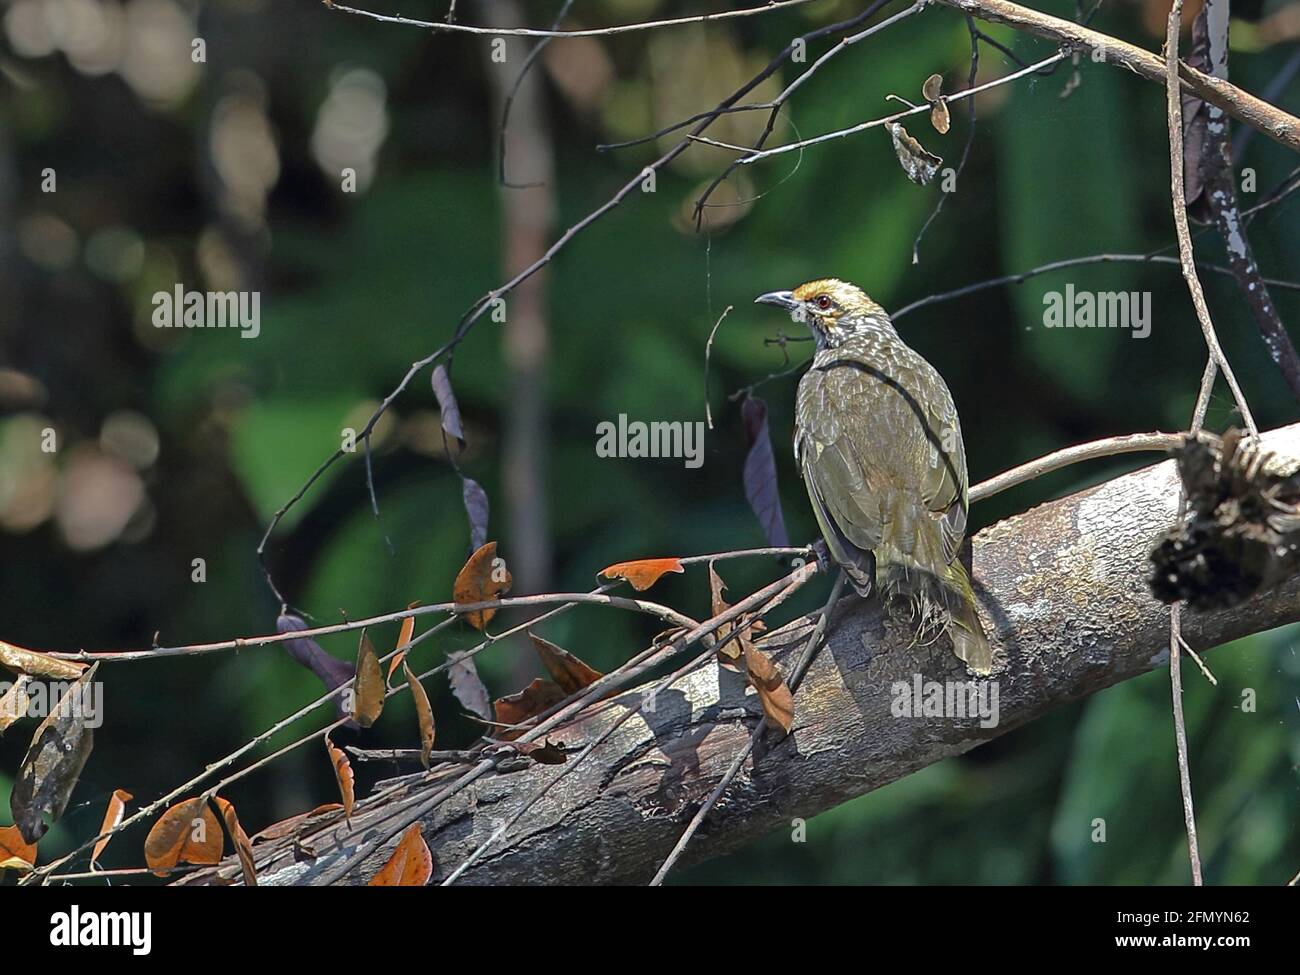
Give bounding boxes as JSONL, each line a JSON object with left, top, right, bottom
{"left": 0, "top": 824, "right": 36, "bottom": 873}
{"left": 744, "top": 644, "right": 794, "bottom": 734}
{"left": 351, "top": 629, "right": 385, "bottom": 728}
{"left": 453, "top": 541, "right": 512, "bottom": 630}
{"left": 0, "top": 640, "right": 86, "bottom": 680}
{"left": 529, "top": 632, "right": 602, "bottom": 695}
{"left": 510, "top": 739, "right": 567, "bottom": 765}
{"left": 214, "top": 797, "right": 257, "bottom": 887}
{"left": 930, "top": 97, "right": 951, "bottom": 134}
{"left": 462, "top": 476, "right": 490, "bottom": 554}
{"left": 0, "top": 674, "right": 31, "bottom": 734}
{"left": 277, "top": 614, "right": 354, "bottom": 723}
{"left": 387, "top": 603, "right": 421, "bottom": 681}
{"left": 494, "top": 678, "right": 566, "bottom": 739}
{"left": 741, "top": 397, "right": 790, "bottom": 547}
{"left": 144, "top": 797, "right": 222, "bottom": 874}
{"left": 368, "top": 823, "right": 432, "bottom": 886}
{"left": 252, "top": 804, "right": 343, "bottom": 844}
{"left": 886, "top": 121, "right": 943, "bottom": 185}
{"left": 91, "top": 788, "right": 133, "bottom": 867}
{"left": 431, "top": 363, "right": 465, "bottom": 447}
{"left": 598, "top": 557, "right": 685, "bottom": 591}
{"left": 10, "top": 664, "right": 97, "bottom": 842}
{"left": 447, "top": 651, "right": 492, "bottom": 720}
{"left": 921, "top": 72, "right": 944, "bottom": 102}
{"left": 404, "top": 662, "right": 436, "bottom": 769}
{"left": 325, "top": 736, "right": 355, "bottom": 820}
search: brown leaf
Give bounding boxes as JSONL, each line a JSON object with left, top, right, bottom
{"left": 351, "top": 629, "right": 384, "bottom": 728}
{"left": 387, "top": 602, "right": 421, "bottom": 681}
{"left": 404, "top": 662, "right": 436, "bottom": 769}
{"left": 214, "top": 797, "right": 257, "bottom": 887}
{"left": 921, "top": 72, "right": 944, "bottom": 102}
{"left": 930, "top": 97, "right": 951, "bottom": 135}
{"left": 325, "top": 735, "right": 355, "bottom": 820}
{"left": 10, "top": 664, "right": 97, "bottom": 842}
{"left": 886, "top": 121, "right": 942, "bottom": 185}
{"left": 144, "top": 797, "right": 222, "bottom": 874}
{"left": 447, "top": 651, "right": 492, "bottom": 720}
{"left": 0, "top": 824, "right": 36, "bottom": 873}
{"left": 453, "top": 541, "right": 512, "bottom": 629}
{"left": 529, "top": 632, "right": 602, "bottom": 695}
{"left": 367, "top": 823, "right": 432, "bottom": 886}
{"left": 744, "top": 644, "right": 794, "bottom": 734}
{"left": 598, "top": 557, "right": 684, "bottom": 591}
{"left": 0, "top": 640, "right": 86, "bottom": 680}
{"left": 494, "top": 678, "right": 565, "bottom": 739}
{"left": 0, "top": 674, "right": 31, "bottom": 734}
{"left": 510, "top": 739, "right": 567, "bottom": 765}
{"left": 91, "top": 788, "right": 133, "bottom": 867}
{"left": 251, "top": 804, "right": 343, "bottom": 844}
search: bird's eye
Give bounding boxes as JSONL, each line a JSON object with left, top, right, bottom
{"left": 815, "top": 295, "right": 832, "bottom": 310}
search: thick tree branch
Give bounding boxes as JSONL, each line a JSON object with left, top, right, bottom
{"left": 182, "top": 423, "right": 1300, "bottom": 886}
{"left": 936, "top": 0, "right": 1300, "bottom": 153}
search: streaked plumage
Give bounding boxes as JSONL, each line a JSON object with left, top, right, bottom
{"left": 755, "top": 278, "right": 992, "bottom": 674}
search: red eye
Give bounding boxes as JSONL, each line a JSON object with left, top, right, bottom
{"left": 816, "top": 295, "right": 832, "bottom": 310}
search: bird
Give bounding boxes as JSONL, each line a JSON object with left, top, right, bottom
{"left": 755, "top": 278, "right": 992, "bottom": 674}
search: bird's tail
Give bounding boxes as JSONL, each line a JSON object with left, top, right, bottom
{"left": 878, "top": 549, "right": 992, "bottom": 675}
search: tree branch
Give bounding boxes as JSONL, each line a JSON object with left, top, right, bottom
{"left": 182, "top": 423, "right": 1300, "bottom": 886}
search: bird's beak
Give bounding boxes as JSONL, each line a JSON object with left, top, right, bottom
{"left": 754, "top": 290, "right": 797, "bottom": 311}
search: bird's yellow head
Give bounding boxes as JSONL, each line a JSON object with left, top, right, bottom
{"left": 754, "top": 278, "right": 889, "bottom": 348}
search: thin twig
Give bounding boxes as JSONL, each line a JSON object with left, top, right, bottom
{"left": 648, "top": 570, "right": 848, "bottom": 885}
{"left": 969, "top": 432, "right": 1184, "bottom": 503}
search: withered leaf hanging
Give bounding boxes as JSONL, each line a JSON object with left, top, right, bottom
{"left": 930, "top": 98, "right": 951, "bottom": 135}
{"left": 447, "top": 651, "right": 492, "bottom": 721}
{"left": 921, "top": 73, "right": 944, "bottom": 103}
{"left": 10, "top": 664, "right": 98, "bottom": 843}
{"left": 431, "top": 364, "right": 465, "bottom": 448}
{"left": 741, "top": 396, "right": 790, "bottom": 548}
{"left": 461, "top": 475, "right": 490, "bottom": 553}
{"left": 886, "top": 122, "right": 943, "bottom": 185}
{"left": 276, "top": 614, "right": 354, "bottom": 724}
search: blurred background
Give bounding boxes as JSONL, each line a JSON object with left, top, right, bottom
{"left": 1, "top": 0, "right": 1298, "bottom": 884}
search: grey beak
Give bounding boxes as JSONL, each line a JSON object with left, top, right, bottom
{"left": 754, "top": 290, "right": 797, "bottom": 311}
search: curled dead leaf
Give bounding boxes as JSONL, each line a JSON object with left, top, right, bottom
{"left": 744, "top": 644, "right": 794, "bottom": 734}
{"left": 10, "top": 664, "right": 98, "bottom": 843}
{"left": 930, "top": 97, "right": 951, "bottom": 135}
{"left": 598, "top": 557, "right": 684, "bottom": 591}
{"left": 0, "top": 674, "right": 31, "bottom": 734}
{"left": 326, "top": 735, "right": 356, "bottom": 820}
{"left": 0, "top": 824, "right": 36, "bottom": 873}
{"left": 886, "top": 122, "right": 942, "bottom": 185}
{"left": 144, "top": 797, "right": 222, "bottom": 875}
{"left": 404, "top": 662, "right": 436, "bottom": 769}
{"left": 387, "top": 602, "right": 422, "bottom": 681}
{"left": 368, "top": 822, "right": 433, "bottom": 886}
{"left": 0, "top": 640, "right": 87, "bottom": 680}
{"left": 91, "top": 788, "right": 133, "bottom": 867}
{"left": 213, "top": 797, "right": 257, "bottom": 887}
{"left": 453, "top": 542, "right": 512, "bottom": 630}
{"left": 494, "top": 678, "right": 566, "bottom": 740}
{"left": 351, "top": 629, "right": 385, "bottom": 728}
{"left": 529, "top": 632, "right": 602, "bottom": 695}
{"left": 447, "top": 651, "right": 492, "bottom": 720}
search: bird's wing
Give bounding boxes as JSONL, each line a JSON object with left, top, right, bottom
{"left": 799, "top": 349, "right": 969, "bottom": 566}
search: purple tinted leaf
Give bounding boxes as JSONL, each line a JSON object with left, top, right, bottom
{"left": 741, "top": 396, "right": 790, "bottom": 548}
{"left": 461, "top": 476, "right": 490, "bottom": 553}
{"left": 277, "top": 614, "right": 355, "bottom": 724}
{"left": 431, "top": 364, "right": 465, "bottom": 447}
